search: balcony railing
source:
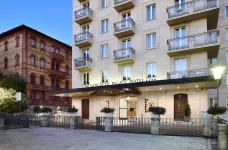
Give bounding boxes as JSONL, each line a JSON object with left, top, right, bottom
{"left": 167, "top": 0, "right": 218, "bottom": 19}
{"left": 114, "top": 0, "right": 135, "bottom": 12}
{"left": 114, "top": 47, "right": 135, "bottom": 62}
{"left": 114, "top": 18, "right": 135, "bottom": 33}
{"left": 167, "top": 30, "right": 219, "bottom": 51}
{"left": 74, "top": 7, "right": 92, "bottom": 21}
{"left": 75, "top": 32, "right": 92, "bottom": 44}
{"left": 167, "top": 68, "right": 211, "bottom": 79}
{"left": 50, "top": 52, "right": 64, "bottom": 61}
{"left": 48, "top": 69, "right": 66, "bottom": 78}
{"left": 74, "top": 57, "right": 92, "bottom": 68}
{"left": 27, "top": 84, "right": 52, "bottom": 91}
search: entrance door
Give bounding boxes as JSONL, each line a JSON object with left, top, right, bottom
{"left": 82, "top": 99, "right": 89, "bottom": 119}
{"left": 174, "top": 94, "right": 187, "bottom": 121}
{"left": 127, "top": 101, "right": 136, "bottom": 117}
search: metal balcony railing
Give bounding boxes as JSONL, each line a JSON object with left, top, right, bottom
{"left": 114, "top": 47, "right": 135, "bottom": 61}
{"left": 74, "top": 57, "right": 92, "bottom": 68}
{"left": 114, "top": 0, "right": 133, "bottom": 5}
{"left": 75, "top": 8, "right": 93, "bottom": 20}
{"left": 74, "top": 32, "right": 92, "bottom": 44}
{"left": 167, "top": 30, "right": 219, "bottom": 51}
{"left": 114, "top": 18, "right": 135, "bottom": 33}
{"left": 167, "top": 68, "right": 211, "bottom": 79}
{"left": 167, "top": 0, "right": 218, "bottom": 19}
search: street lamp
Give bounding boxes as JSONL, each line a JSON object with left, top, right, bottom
{"left": 211, "top": 66, "right": 225, "bottom": 106}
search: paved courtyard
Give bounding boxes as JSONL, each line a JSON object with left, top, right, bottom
{"left": 0, "top": 126, "right": 213, "bottom": 150}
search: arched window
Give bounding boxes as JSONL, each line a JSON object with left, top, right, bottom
{"left": 30, "top": 56, "right": 35, "bottom": 66}
{"left": 4, "top": 57, "right": 8, "bottom": 69}
{"left": 30, "top": 74, "right": 36, "bottom": 84}
{"left": 31, "top": 38, "right": 35, "bottom": 47}
{"left": 51, "top": 46, "right": 55, "bottom": 52}
{"left": 40, "top": 41, "right": 44, "bottom": 49}
{"left": 4, "top": 41, "right": 8, "bottom": 51}
{"left": 40, "top": 58, "right": 44, "bottom": 68}
{"left": 65, "top": 66, "right": 69, "bottom": 74}
{"left": 15, "top": 54, "right": 20, "bottom": 66}
{"left": 56, "top": 48, "right": 59, "bottom": 54}
{"left": 65, "top": 80, "right": 69, "bottom": 89}
{"left": 15, "top": 36, "right": 20, "bottom": 47}
{"left": 40, "top": 76, "right": 45, "bottom": 85}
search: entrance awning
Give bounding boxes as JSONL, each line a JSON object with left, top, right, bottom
{"left": 46, "top": 76, "right": 217, "bottom": 97}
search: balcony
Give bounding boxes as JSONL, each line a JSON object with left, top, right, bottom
{"left": 27, "top": 84, "right": 52, "bottom": 91}
{"left": 50, "top": 52, "right": 64, "bottom": 62}
{"left": 114, "top": 19, "right": 135, "bottom": 38}
{"left": 167, "top": 0, "right": 219, "bottom": 29}
{"left": 74, "top": 8, "right": 93, "bottom": 25}
{"left": 167, "top": 30, "right": 220, "bottom": 58}
{"left": 167, "top": 68, "right": 211, "bottom": 79}
{"left": 74, "top": 57, "right": 92, "bottom": 71}
{"left": 114, "top": 47, "right": 135, "bottom": 64}
{"left": 114, "top": 0, "right": 135, "bottom": 12}
{"left": 74, "top": 32, "right": 93, "bottom": 48}
{"left": 48, "top": 69, "right": 66, "bottom": 78}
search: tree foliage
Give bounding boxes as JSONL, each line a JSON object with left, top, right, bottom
{"left": 184, "top": 103, "right": 191, "bottom": 117}
{"left": 0, "top": 88, "right": 28, "bottom": 113}
{"left": 148, "top": 107, "right": 166, "bottom": 115}
{"left": 0, "top": 72, "right": 26, "bottom": 94}
{"left": 207, "top": 104, "right": 227, "bottom": 115}
{"left": 67, "top": 106, "right": 78, "bottom": 113}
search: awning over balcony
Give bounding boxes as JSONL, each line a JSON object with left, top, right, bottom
{"left": 46, "top": 76, "right": 217, "bottom": 97}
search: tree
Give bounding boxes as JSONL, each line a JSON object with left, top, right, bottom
{"left": 0, "top": 88, "right": 28, "bottom": 113}
{"left": 184, "top": 103, "right": 191, "bottom": 117}
{"left": 0, "top": 72, "right": 26, "bottom": 94}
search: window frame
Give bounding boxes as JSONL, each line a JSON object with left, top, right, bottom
{"left": 15, "top": 54, "right": 20, "bottom": 66}
{"left": 31, "top": 38, "right": 36, "bottom": 47}
{"left": 122, "top": 66, "right": 131, "bottom": 81}
{"left": 226, "top": 51, "right": 228, "bottom": 64}
{"left": 102, "top": 70, "right": 109, "bottom": 83}
{"left": 208, "top": 58, "right": 217, "bottom": 65}
{"left": 4, "top": 57, "right": 8, "bottom": 69}
{"left": 226, "top": 6, "right": 228, "bottom": 18}
{"left": 31, "top": 91, "right": 36, "bottom": 100}
{"left": 40, "top": 59, "right": 45, "bottom": 68}
{"left": 40, "top": 41, "right": 45, "bottom": 50}
{"left": 4, "top": 41, "right": 8, "bottom": 51}
{"left": 146, "top": 63, "right": 157, "bottom": 79}
{"left": 146, "top": 4, "right": 156, "bottom": 21}
{"left": 101, "top": 19, "right": 109, "bottom": 33}
{"left": 146, "top": 33, "right": 157, "bottom": 49}
{"left": 101, "top": 0, "right": 108, "bottom": 9}
{"left": 226, "top": 74, "right": 228, "bottom": 86}
{"left": 30, "top": 56, "right": 36, "bottom": 66}
{"left": 101, "top": 44, "right": 109, "bottom": 58}
{"left": 15, "top": 36, "right": 20, "bottom": 47}
{"left": 226, "top": 28, "right": 228, "bottom": 41}
{"left": 82, "top": 72, "right": 90, "bottom": 85}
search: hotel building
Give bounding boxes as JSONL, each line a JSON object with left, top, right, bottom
{"left": 48, "top": 0, "right": 228, "bottom": 121}
{"left": 0, "top": 25, "right": 72, "bottom": 109}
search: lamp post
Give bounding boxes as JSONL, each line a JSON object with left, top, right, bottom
{"left": 210, "top": 66, "right": 225, "bottom": 106}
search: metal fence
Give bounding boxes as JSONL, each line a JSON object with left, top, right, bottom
{"left": 3, "top": 115, "right": 29, "bottom": 129}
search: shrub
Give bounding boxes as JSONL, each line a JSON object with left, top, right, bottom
{"left": 33, "top": 106, "right": 41, "bottom": 113}
{"left": 184, "top": 103, "right": 191, "bottom": 117}
{"left": 41, "top": 107, "right": 52, "bottom": 113}
{"left": 148, "top": 107, "right": 166, "bottom": 115}
{"left": 67, "top": 106, "right": 78, "bottom": 113}
{"left": 207, "top": 104, "right": 227, "bottom": 115}
{"left": 101, "top": 107, "right": 115, "bottom": 113}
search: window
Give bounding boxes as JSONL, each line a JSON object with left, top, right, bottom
{"left": 146, "top": 33, "right": 157, "bottom": 49}
{"left": 102, "top": 70, "right": 108, "bottom": 82}
{"left": 226, "top": 74, "right": 228, "bottom": 86}
{"left": 56, "top": 79, "right": 60, "bottom": 88}
{"left": 226, "top": 6, "right": 228, "bottom": 18}
{"left": 15, "top": 54, "right": 20, "bottom": 66}
{"left": 101, "top": 19, "right": 108, "bottom": 33}
{"left": 101, "top": 44, "right": 108, "bottom": 58}
{"left": 65, "top": 51, "right": 69, "bottom": 60}
{"left": 122, "top": 66, "right": 131, "bottom": 80}
{"left": 101, "top": 0, "right": 107, "bottom": 9}
{"left": 4, "top": 57, "right": 8, "bottom": 69}
{"left": 40, "top": 76, "right": 45, "bottom": 85}
{"left": 40, "top": 92, "right": 45, "bottom": 100}
{"left": 56, "top": 63, "right": 59, "bottom": 71}
{"left": 40, "top": 59, "right": 44, "bottom": 68}
{"left": 65, "top": 66, "right": 69, "bottom": 74}
{"left": 56, "top": 48, "right": 59, "bottom": 54}
{"left": 31, "top": 91, "right": 36, "bottom": 100}
{"left": 82, "top": 73, "right": 89, "bottom": 85}
{"left": 51, "top": 46, "right": 55, "bottom": 52}
{"left": 65, "top": 80, "right": 69, "bottom": 89}
{"left": 51, "top": 78, "right": 55, "bottom": 87}
{"left": 175, "top": 58, "right": 187, "bottom": 71}
{"left": 208, "top": 58, "right": 217, "bottom": 65}
{"left": 4, "top": 41, "right": 8, "bottom": 51}
{"left": 146, "top": 63, "right": 157, "bottom": 78}
{"left": 40, "top": 42, "right": 44, "bottom": 49}
{"left": 30, "top": 56, "right": 35, "bottom": 66}
{"left": 30, "top": 75, "right": 36, "bottom": 84}
{"left": 226, "top": 29, "right": 228, "bottom": 40}
{"left": 146, "top": 5, "right": 156, "bottom": 21}
{"left": 209, "top": 98, "right": 217, "bottom": 107}
{"left": 51, "top": 62, "right": 55, "bottom": 70}
{"left": 226, "top": 51, "right": 228, "bottom": 63}
{"left": 31, "top": 38, "right": 35, "bottom": 47}
{"left": 15, "top": 36, "right": 20, "bottom": 47}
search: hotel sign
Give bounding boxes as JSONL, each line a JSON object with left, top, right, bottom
{"left": 84, "top": 78, "right": 156, "bottom": 88}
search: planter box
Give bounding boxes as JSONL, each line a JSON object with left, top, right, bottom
{"left": 104, "top": 113, "right": 113, "bottom": 132}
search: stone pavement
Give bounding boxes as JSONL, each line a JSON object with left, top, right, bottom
{"left": 0, "top": 126, "right": 212, "bottom": 150}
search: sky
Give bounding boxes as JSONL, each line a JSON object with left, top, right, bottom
{"left": 0, "top": 0, "right": 72, "bottom": 46}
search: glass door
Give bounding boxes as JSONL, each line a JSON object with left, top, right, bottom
{"left": 175, "top": 27, "right": 187, "bottom": 49}
{"left": 122, "top": 12, "right": 131, "bottom": 28}
{"left": 122, "top": 39, "right": 131, "bottom": 58}
{"left": 175, "top": 58, "right": 187, "bottom": 78}
{"left": 175, "top": 0, "right": 186, "bottom": 15}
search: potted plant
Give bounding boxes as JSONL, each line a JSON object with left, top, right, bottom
{"left": 184, "top": 102, "right": 191, "bottom": 122}
{"left": 101, "top": 107, "right": 115, "bottom": 117}
{"left": 148, "top": 106, "right": 166, "bottom": 119}
{"left": 207, "top": 104, "right": 227, "bottom": 131}
{"left": 67, "top": 106, "right": 78, "bottom": 116}
{"left": 33, "top": 106, "right": 41, "bottom": 114}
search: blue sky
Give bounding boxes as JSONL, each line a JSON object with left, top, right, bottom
{"left": 0, "top": 0, "right": 72, "bottom": 46}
